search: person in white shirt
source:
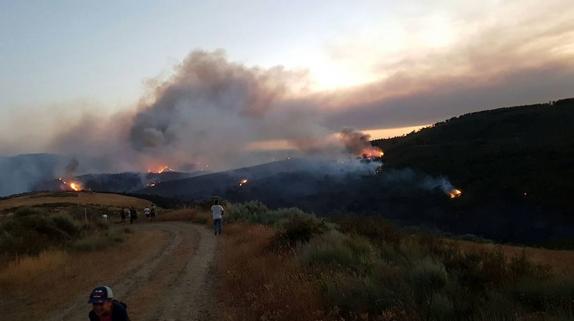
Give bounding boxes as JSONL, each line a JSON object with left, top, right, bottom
{"left": 210, "top": 200, "right": 224, "bottom": 235}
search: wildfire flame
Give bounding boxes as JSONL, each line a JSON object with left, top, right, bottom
{"left": 239, "top": 178, "right": 248, "bottom": 187}
{"left": 448, "top": 188, "right": 462, "bottom": 199}
{"left": 148, "top": 165, "right": 173, "bottom": 174}
{"left": 361, "top": 146, "right": 384, "bottom": 159}
{"left": 59, "top": 177, "right": 83, "bottom": 192}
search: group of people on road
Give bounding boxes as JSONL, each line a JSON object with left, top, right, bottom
{"left": 87, "top": 200, "right": 225, "bottom": 320}
{"left": 119, "top": 205, "right": 157, "bottom": 224}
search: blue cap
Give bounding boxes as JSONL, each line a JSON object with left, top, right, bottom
{"left": 88, "top": 286, "right": 114, "bottom": 304}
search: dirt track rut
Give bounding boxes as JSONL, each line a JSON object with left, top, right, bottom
{"left": 44, "top": 222, "right": 217, "bottom": 321}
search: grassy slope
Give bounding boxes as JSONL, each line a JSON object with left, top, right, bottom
{"left": 218, "top": 205, "right": 574, "bottom": 321}
{"left": 0, "top": 192, "right": 151, "bottom": 212}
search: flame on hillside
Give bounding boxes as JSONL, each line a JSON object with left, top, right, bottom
{"left": 148, "top": 165, "right": 173, "bottom": 174}
{"left": 361, "top": 146, "right": 384, "bottom": 159}
{"left": 239, "top": 178, "right": 248, "bottom": 187}
{"left": 448, "top": 188, "right": 462, "bottom": 199}
{"left": 58, "top": 177, "right": 83, "bottom": 192}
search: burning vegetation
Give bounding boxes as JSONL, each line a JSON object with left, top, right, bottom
{"left": 147, "top": 165, "right": 173, "bottom": 174}
{"left": 58, "top": 178, "right": 83, "bottom": 192}
{"left": 239, "top": 179, "right": 249, "bottom": 187}
{"left": 448, "top": 188, "right": 463, "bottom": 199}
{"left": 339, "top": 128, "right": 384, "bottom": 161}
{"left": 361, "top": 146, "right": 384, "bottom": 159}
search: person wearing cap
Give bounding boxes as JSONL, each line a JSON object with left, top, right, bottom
{"left": 88, "top": 286, "right": 130, "bottom": 321}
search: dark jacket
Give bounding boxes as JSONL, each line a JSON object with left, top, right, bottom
{"left": 89, "top": 301, "right": 130, "bottom": 321}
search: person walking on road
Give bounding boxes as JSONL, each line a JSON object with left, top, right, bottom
{"left": 150, "top": 204, "right": 157, "bottom": 220}
{"left": 88, "top": 286, "right": 130, "bottom": 321}
{"left": 211, "top": 200, "right": 224, "bottom": 235}
{"left": 129, "top": 207, "right": 137, "bottom": 224}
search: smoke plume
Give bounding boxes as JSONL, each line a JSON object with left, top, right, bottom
{"left": 124, "top": 50, "right": 372, "bottom": 170}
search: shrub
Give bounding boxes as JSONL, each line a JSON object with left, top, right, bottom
{"left": 70, "top": 228, "right": 125, "bottom": 252}
{"left": 427, "top": 293, "right": 455, "bottom": 321}
{"left": 511, "top": 277, "right": 574, "bottom": 311}
{"left": 407, "top": 257, "right": 449, "bottom": 297}
{"left": 272, "top": 213, "right": 327, "bottom": 250}
{"left": 0, "top": 207, "right": 122, "bottom": 260}
{"left": 13, "top": 207, "right": 43, "bottom": 217}
{"left": 300, "top": 231, "right": 379, "bottom": 275}
{"left": 334, "top": 216, "right": 403, "bottom": 246}
{"left": 50, "top": 214, "right": 81, "bottom": 239}
{"left": 227, "top": 201, "right": 270, "bottom": 224}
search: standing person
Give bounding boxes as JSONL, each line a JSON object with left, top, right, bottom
{"left": 88, "top": 286, "right": 130, "bottom": 321}
{"left": 211, "top": 200, "right": 224, "bottom": 235}
{"left": 129, "top": 207, "right": 136, "bottom": 224}
{"left": 120, "top": 208, "right": 126, "bottom": 223}
{"left": 150, "top": 204, "right": 157, "bottom": 220}
{"left": 123, "top": 208, "right": 131, "bottom": 224}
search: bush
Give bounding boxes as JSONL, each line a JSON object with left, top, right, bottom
{"left": 0, "top": 207, "right": 123, "bottom": 261}
{"left": 228, "top": 202, "right": 325, "bottom": 229}
{"left": 408, "top": 258, "right": 448, "bottom": 295}
{"left": 14, "top": 207, "right": 43, "bottom": 217}
{"left": 300, "top": 231, "right": 379, "bottom": 275}
{"left": 427, "top": 293, "right": 455, "bottom": 321}
{"left": 272, "top": 213, "right": 328, "bottom": 250}
{"left": 511, "top": 278, "right": 574, "bottom": 311}
{"left": 0, "top": 210, "right": 80, "bottom": 257}
{"left": 227, "top": 201, "right": 271, "bottom": 224}
{"left": 223, "top": 201, "right": 573, "bottom": 320}
{"left": 50, "top": 214, "right": 81, "bottom": 239}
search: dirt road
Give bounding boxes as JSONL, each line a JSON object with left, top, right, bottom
{"left": 44, "top": 222, "right": 218, "bottom": 321}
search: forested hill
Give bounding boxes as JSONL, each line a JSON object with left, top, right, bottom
{"left": 372, "top": 98, "right": 574, "bottom": 210}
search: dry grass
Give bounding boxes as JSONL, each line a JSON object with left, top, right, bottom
{"left": 158, "top": 208, "right": 210, "bottom": 225}
{"left": 0, "top": 250, "right": 69, "bottom": 285}
{"left": 0, "top": 192, "right": 151, "bottom": 212}
{"left": 0, "top": 228, "right": 169, "bottom": 321}
{"left": 453, "top": 240, "right": 574, "bottom": 278}
{"left": 217, "top": 224, "right": 327, "bottom": 321}
{"left": 157, "top": 208, "right": 196, "bottom": 221}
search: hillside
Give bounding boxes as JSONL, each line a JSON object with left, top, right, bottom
{"left": 0, "top": 192, "right": 151, "bottom": 212}
{"left": 136, "top": 99, "right": 574, "bottom": 245}
{"left": 372, "top": 98, "right": 574, "bottom": 209}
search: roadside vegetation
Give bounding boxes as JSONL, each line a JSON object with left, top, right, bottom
{"left": 218, "top": 201, "right": 574, "bottom": 321}
{"left": 0, "top": 206, "right": 129, "bottom": 265}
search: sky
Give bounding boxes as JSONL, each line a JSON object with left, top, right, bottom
{"left": 1, "top": 0, "right": 573, "bottom": 168}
